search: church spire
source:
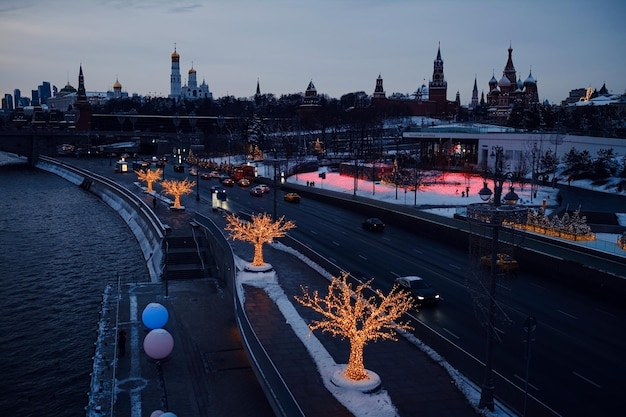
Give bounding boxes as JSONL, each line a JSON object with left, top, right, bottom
{"left": 256, "top": 78, "right": 261, "bottom": 96}
{"left": 77, "top": 64, "right": 87, "bottom": 100}
{"left": 504, "top": 42, "right": 516, "bottom": 84}
{"left": 471, "top": 75, "right": 479, "bottom": 109}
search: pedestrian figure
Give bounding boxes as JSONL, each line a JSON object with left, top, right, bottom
{"left": 153, "top": 196, "right": 157, "bottom": 209}
{"left": 118, "top": 330, "right": 127, "bottom": 357}
{"left": 466, "top": 186, "right": 470, "bottom": 197}
{"left": 306, "top": 181, "right": 309, "bottom": 187}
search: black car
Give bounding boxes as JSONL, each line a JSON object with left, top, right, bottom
{"left": 362, "top": 217, "right": 385, "bottom": 232}
{"left": 394, "top": 276, "right": 440, "bottom": 306}
{"left": 173, "top": 164, "right": 184, "bottom": 173}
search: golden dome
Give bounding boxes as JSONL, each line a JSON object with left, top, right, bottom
{"left": 113, "top": 78, "right": 122, "bottom": 89}
{"left": 171, "top": 48, "right": 180, "bottom": 61}
{"left": 188, "top": 67, "right": 196, "bottom": 74}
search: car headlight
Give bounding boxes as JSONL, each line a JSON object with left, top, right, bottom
{"left": 417, "top": 296, "right": 425, "bottom": 300}
{"left": 435, "top": 294, "right": 440, "bottom": 299}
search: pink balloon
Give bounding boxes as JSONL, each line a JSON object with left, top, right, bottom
{"left": 143, "top": 328, "right": 174, "bottom": 359}
{"left": 150, "top": 411, "right": 164, "bottom": 417}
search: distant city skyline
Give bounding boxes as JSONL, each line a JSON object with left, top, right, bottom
{"left": 1, "top": 0, "right": 625, "bottom": 106}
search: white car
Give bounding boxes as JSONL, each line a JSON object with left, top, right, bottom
{"left": 257, "top": 184, "right": 270, "bottom": 193}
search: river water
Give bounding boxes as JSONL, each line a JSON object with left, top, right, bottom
{"left": 0, "top": 163, "right": 148, "bottom": 416}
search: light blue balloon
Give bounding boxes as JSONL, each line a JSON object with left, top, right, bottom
{"left": 142, "top": 302, "right": 169, "bottom": 329}
{"left": 161, "top": 413, "right": 177, "bottom": 417}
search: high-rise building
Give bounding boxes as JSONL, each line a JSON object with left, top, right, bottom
{"left": 3, "top": 94, "right": 13, "bottom": 110}
{"left": 13, "top": 89, "right": 22, "bottom": 108}
{"left": 38, "top": 81, "right": 51, "bottom": 105}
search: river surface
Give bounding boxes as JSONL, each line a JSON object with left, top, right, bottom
{"left": 0, "top": 163, "right": 148, "bottom": 416}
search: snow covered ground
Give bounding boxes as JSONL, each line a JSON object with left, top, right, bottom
{"left": 284, "top": 167, "right": 625, "bottom": 255}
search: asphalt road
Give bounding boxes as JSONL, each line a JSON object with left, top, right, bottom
{"left": 213, "top": 175, "right": 626, "bottom": 417}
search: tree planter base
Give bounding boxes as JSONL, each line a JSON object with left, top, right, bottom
{"left": 244, "top": 263, "right": 274, "bottom": 273}
{"left": 331, "top": 366, "right": 381, "bottom": 393}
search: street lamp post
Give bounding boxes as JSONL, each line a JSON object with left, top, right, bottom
{"left": 189, "top": 112, "right": 199, "bottom": 201}
{"left": 468, "top": 145, "right": 528, "bottom": 411}
{"left": 531, "top": 143, "right": 538, "bottom": 203}
{"left": 172, "top": 113, "right": 180, "bottom": 163}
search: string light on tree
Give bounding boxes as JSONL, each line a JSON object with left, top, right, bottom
{"left": 135, "top": 168, "right": 163, "bottom": 193}
{"left": 161, "top": 178, "right": 195, "bottom": 209}
{"left": 295, "top": 272, "right": 413, "bottom": 386}
{"left": 225, "top": 213, "right": 295, "bottom": 267}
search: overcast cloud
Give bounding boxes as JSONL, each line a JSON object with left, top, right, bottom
{"left": 1, "top": 0, "right": 625, "bottom": 105}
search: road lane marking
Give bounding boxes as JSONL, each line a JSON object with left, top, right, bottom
{"left": 413, "top": 248, "right": 423, "bottom": 254}
{"left": 443, "top": 328, "right": 460, "bottom": 339}
{"left": 359, "top": 254, "right": 367, "bottom": 260}
{"left": 332, "top": 241, "right": 340, "bottom": 246}
{"left": 557, "top": 309, "right": 578, "bottom": 320}
{"left": 513, "top": 374, "right": 539, "bottom": 391}
{"left": 595, "top": 308, "right": 616, "bottom": 318}
{"left": 573, "top": 371, "right": 601, "bottom": 388}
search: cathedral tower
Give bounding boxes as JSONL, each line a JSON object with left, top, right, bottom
{"left": 169, "top": 45, "right": 181, "bottom": 99}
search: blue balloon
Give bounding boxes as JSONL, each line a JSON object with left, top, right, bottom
{"left": 142, "top": 302, "right": 169, "bottom": 329}
{"left": 161, "top": 413, "right": 177, "bottom": 417}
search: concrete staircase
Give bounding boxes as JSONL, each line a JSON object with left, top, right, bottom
{"left": 166, "top": 236, "right": 206, "bottom": 280}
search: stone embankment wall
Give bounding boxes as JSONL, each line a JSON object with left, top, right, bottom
{"left": 36, "top": 156, "right": 165, "bottom": 281}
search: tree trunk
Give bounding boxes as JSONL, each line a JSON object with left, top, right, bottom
{"left": 252, "top": 242, "right": 265, "bottom": 266}
{"left": 344, "top": 339, "right": 368, "bottom": 381}
{"left": 173, "top": 195, "right": 181, "bottom": 208}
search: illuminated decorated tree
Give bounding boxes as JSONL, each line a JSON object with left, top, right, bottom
{"left": 225, "top": 213, "right": 295, "bottom": 267}
{"left": 161, "top": 178, "right": 195, "bottom": 209}
{"left": 135, "top": 168, "right": 163, "bottom": 193}
{"left": 295, "top": 272, "right": 414, "bottom": 382}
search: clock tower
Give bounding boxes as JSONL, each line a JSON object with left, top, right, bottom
{"left": 428, "top": 43, "right": 447, "bottom": 114}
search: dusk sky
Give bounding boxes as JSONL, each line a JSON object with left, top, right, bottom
{"left": 1, "top": 0, "right": 625, "bottom": 106}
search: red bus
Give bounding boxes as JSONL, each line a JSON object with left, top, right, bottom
{"left": 232, "top": 165, "right": 256, "bottom": 181}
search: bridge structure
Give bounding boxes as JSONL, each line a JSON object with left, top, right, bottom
{"left": 0, "top": 130, "right": 183, "bottom": 165}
